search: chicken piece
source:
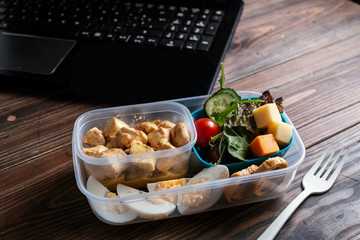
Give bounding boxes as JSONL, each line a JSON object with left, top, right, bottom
{"left": 83, "top": 146, "right": 129, "bottom": 191}
{"left": 170, "top": 122, "right": 190, "bottom": 147}
{"left": 127, "top": 140, "right": 154, "bottom": 155}
{"left": 148, "top": 127, "right": 175, "bottom": 150}
{"left": 83, "top": 127, "right": 106, "bottom": 147}
{"left": 98, "top": 148, "right": 128, "bottom": 178}
{"left": 105, "top": 136, "right": 121, "bottom": 149}
{"left": 82, "top": 145, "right": 108, "bottom": 157}
{"left": 127, "top": 141, "right": 157, "bottom": 172}
{"left": 252, "top": 157, "right": 288, "bottom": 196}
{"left": 155, "top": 151, "right": 190, "bottom": 174}
{"left": 254, "top": 157, "right": 288, "bottom": 173}
{"left": 115, "top": 126, "right": 148, "bottom": 149}
{"left": 158, "top": 120, "right": 176, "bottom": 129}
{"left": 99, "top": 148, "right": 127, "bottom": 157}
{"left": 103, "top": 117, "right": 129, "bottom": 138}
{"left": 224, "top": 165, "right": 259, "bottom": 202}
{"left": 231, "top": 165, "right": 259, "bottom": 177}
{"left": 135, "top": 121, "right": 158, "bottom": 134}
{"left": 152, "top": 120, "right": 161, "bottom": 125}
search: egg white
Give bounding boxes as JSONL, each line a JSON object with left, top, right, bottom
{"left": 117, "top": 184, "right": 176, "bottom": 220}
{"left": 86, "top": 176, "right": 137, "bottom": 223}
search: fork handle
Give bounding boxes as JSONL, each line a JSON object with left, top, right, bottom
{"left": 257, "top": 189, "right": 312, "bottom": 240}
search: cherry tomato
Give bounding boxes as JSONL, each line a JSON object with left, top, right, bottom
{"left": 194, "top": 118, "right": 219, "bottom": 148}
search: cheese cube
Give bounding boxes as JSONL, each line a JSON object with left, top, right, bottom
{"left": 267, "top": 122, "right": 293, "bottom": 147}
{"left": 249, "top": 134, "right": 280, "bottom": 158}
{"left": 253, "top": 103, "right": 282, "bottom": 129}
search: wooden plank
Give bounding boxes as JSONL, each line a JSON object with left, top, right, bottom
{"left": 219, "top": 0, "right": 360, "bottom": 89}
{"left": 0, "top": 94, "right": 99, "bottom": 169}
{"left": 227, "top": 33, "right": 360, "bottom": 93}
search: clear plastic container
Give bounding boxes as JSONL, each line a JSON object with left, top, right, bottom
{"left": 73, "top": 101, "right": 197, "bottom": 191}
{"left": 72, "top": 91, "right": 305, "bottom": 225}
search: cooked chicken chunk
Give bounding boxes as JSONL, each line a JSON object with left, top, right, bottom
{"left": 135, "top": 121, "right": 158, "bottom": 134}
{"left": 224, "top": 165, "right": 259, "bottom": 202}
{"left": 105, "top": 136, "right": 121, "bottom": 149}
{"left": 82, "top": 145, "right": 108, "bottom": 157}
{"left": 156, "top": 152, "right": 189, "bottom": 173}
{"left": 103, "top": 117, "right": 129, "bottom": 138}
{"left": 170, "top": 122, "right": 190, "bottom": 147}
{"left": 115, "top": 127, "right": 148, "bottom": 149}
{"left": 148, "top": 127, "right": 175, "bottom": 150}
{"left": 152, "top": 120, "right": 161, "bottom": 125}
{"left": 157, "top": 120, "right": 176, "bottom": 129}
{"left": 231, "top": 165, "right": 259, "bottom": 177}
{"left": 99, "top": 148, "right": 127, "bottom": 157}
{"left": 254, "top": 157, "right": 288, "bottom": 173}
{"left": 83, "top": 127, "right": 106, "bottom": 147}
{"left": 126, "top": 141, "right": 157, "bottom": 172}
{"left": 252, "top": 157, "right": 288, "bottom": 196}
{"left": 127, "top": 140, "right": 154, "bottom": 155}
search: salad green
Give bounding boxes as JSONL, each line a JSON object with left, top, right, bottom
{"left": 203, "top": 63, "right": 283, "bottom": 164}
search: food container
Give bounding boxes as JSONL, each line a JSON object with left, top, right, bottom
{"left": 73, "top": 91, "right": 305, "bottom": 225}
{"left": 192, "top": 106, "right": 293, "bottom": 173}
{"left": 73, "top": 101, "right": 197, "bottom": 191}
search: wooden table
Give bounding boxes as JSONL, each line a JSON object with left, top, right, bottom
{"left": 1, "top": 0, "right": 360, "bottom": 239}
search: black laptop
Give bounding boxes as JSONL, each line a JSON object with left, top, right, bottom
{"left": 0, "top": 0, "right": 244, "bottom": 104}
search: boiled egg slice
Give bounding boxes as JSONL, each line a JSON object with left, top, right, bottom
{"left": 117, "top": 184, "right": 176, "bottom": 220}
{"left": 177, "top": 165, "right": 229, "bottom": 215}
{"left": 86, "top": 176, "right": 137, "bottom": 223}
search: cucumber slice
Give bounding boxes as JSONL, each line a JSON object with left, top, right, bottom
{"left": 217, "top": 88, "right": 241, "bottom": 101}
{"left": 204, "top": 92, "right": 237, "bottom": 120}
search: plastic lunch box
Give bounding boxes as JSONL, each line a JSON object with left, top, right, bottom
{"left": 72, "top": 91, "right": 305, "bottom": 225}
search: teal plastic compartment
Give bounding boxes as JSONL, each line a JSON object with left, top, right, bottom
{"left": 191, "top": 99, "right": 293, "bottom": 174}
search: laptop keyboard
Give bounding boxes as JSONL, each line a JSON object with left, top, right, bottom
{"left": 0, "top": 0, "right": 224, "bottom": 51}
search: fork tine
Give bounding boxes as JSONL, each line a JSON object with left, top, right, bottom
{"left": 327, "top": 147, "right": 349, "bottom": 184}
{"left": 321, "top": 147, "right": 344, "bottom": 179}
{"left": 308, "top": 143, "right": 333, "bottom": 175}
{"left": 316, "top": 149, "right": 335, "bottom": 177}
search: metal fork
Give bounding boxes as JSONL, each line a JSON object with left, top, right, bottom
{"left": 258, "top": 144, "right": 349, "bottom": 240}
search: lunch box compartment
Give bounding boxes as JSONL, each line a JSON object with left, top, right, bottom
{"left": 73, "top": 91, "right": 305, "bottom": 225}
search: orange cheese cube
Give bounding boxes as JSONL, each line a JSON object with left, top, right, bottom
{"left": 267, "top": 122, "right": 293, "bottom": 147}
{"left": 253, "top": 103, "right": 282, "bottom": 129}
{"left": 249, "top": 134, "right": 280, "bottom": 158}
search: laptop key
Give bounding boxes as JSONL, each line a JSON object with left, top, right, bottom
{"left": 164, "top": 32, "right": 175, "bottom": 39}
{"left": 146, "top": 36, "right": 160, "bottom": 45}
{"left": 159, "top": 39, "right": 183, "bottom": 48}
{"left": 176, "top": 32, "right": 188, "bottom": 40}
{"left": 184, "top": 41, "right": 197, "bottom": 50}
{"left": 147, "top": 29, "right": 162, "bottom": 37}
{"left": 92, "top": 31, "right": 104, "bottom": 40}
{"left": 205, "top": 22, "right": 219, "bottom": 36}
{"left": 118, "top": 34, "right": 131, "bottom": 42}
{"left": 79, "top": 30, "right": 91, "bottom": 39}
{"left": 188, "top": 34, "right": 200, "bottom": 42}
{"left": 104, "top": 33, "right": 116, "bottom": 42}
{"left": 197, "top": 35, "right": 213, "bottom": 51}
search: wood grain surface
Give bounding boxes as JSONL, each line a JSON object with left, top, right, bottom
{"left": 1, "top": 0, "right": 360, "bottom": 239}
